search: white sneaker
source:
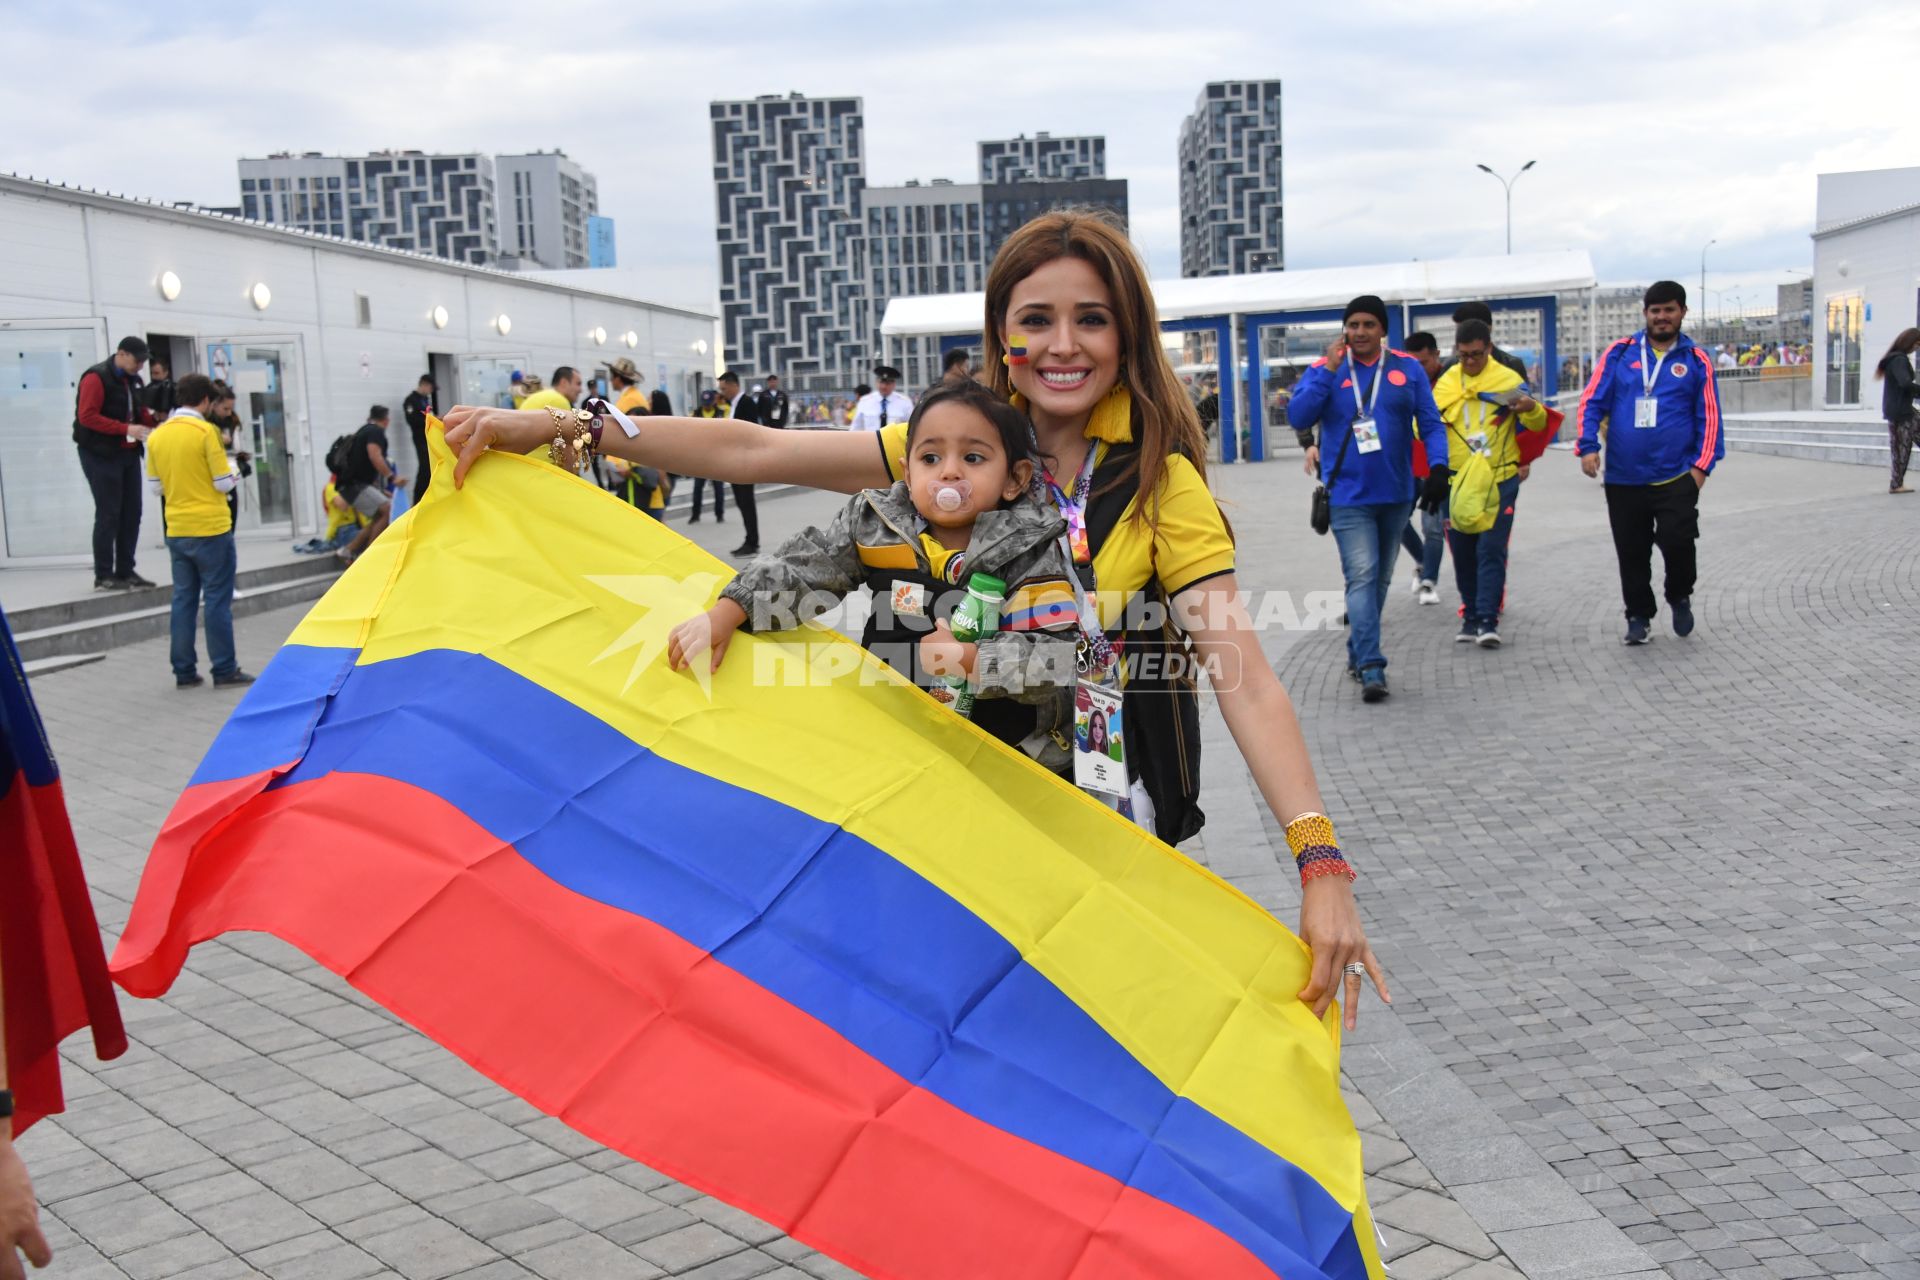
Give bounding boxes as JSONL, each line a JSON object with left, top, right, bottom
{"left": 1409, "top": 572, "right": 1422, "bottom": 596}
{"left": 1416, "top": 582, "right": 1440, "bottom": 606}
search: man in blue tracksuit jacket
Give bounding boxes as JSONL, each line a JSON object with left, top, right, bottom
{"left": 1577, "top": 280, "right": 1724, "bottom": 645}
{"left": 1289, "top": 295, "right": 1450, "bottom": 702}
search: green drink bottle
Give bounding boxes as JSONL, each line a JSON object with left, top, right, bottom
{"left": 943, "top": 572, "right": 1006, "bottom": 719}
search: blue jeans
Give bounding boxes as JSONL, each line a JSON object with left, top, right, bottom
{"left": 1330, "top": 500, "right": 1413, "bottom": 673}
{"left": 167, "top": 533, "right": 238, "bottom": 680}
{"left": 1447, "top": 477, "right": 1521, "bottom": 628}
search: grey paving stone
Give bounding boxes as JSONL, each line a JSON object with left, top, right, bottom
{"left": 528, "top": 1171, "right": 662, "bottom": 1231}
{"left": 1375, "top": 1188, "right": 1501, "bottom": 1260}
{"left": 630, "top": 1223, "right": 750, "bottom": 1272}
{"left": 1393, "top": 1243, "right": 1483, "bottom": 1280}
{"left": 182, "top": 1189, "right": 324, "bottom": 1253}
{"left": 1452, "top": 1175, "right": 1600, "bottom": 1232}
{"left": 245, "top": 1230, "right": 388, "bottom": 1280}
{"left": 514, "top": 1232, "right": 667, "bottom": 1280}
{"left": 354, "top": 1216, "right": 499, "bottom": 1280}
{"left": 114, "top": 1229, "right": 235, "bottom": 1280}
{"left": 1493, "top": 1218, "right": 1667, "bottom": 1280}
{"left": 51, "top": 1182, "right": 200, "bottom": 1258}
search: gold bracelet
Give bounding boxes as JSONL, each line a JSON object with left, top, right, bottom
{"left": 543, "top": 408, "right": 594, "bottom": 474}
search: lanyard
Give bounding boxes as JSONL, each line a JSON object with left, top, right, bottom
{"left": 1056, "top": 530, "right": 1123, "bottom": 682}
{"left": 1043, "top": 441, "right": 1100, "bottom": 567}
{"left": 1347, "top": 352, "right": 1386, "bottom": 422}
{"left": 1639, "top": 337, "right": 1670, "bottom": 396}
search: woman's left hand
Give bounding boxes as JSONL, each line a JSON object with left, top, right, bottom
{"left": 1297, "top": 876, "right": 1390, "bottom": 1031}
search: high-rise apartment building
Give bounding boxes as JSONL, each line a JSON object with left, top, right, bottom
{"left": 1178, "top": 81, "right": 1284, "bottom": 277}
{"left": 978, "top": 133, "right": 1105, "bottom": 184}
{"left": 862, "top": 174, "right": 1128, "bottom": 385}
{"left": 980, "top": 178, "right": 1128, "bottom": 264}
{"left": 711, "top": 93, "right": 868, "bottom": 388}
{"left": 496, "top": 150, "right": 600, "bottom": 270}
{"left": 237, "top": 151, "right": 497, "bottom": 265}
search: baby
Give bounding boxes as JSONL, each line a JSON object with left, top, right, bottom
{"left": 669, "top": 380, "right": 1081, "bottom": 769}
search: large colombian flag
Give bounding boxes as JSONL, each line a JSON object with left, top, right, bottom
{"left": 112, "top": 429, "right": 1383, "bottom": 1280}
{"left": 2, "top": 604, "right": 127, "bottom": 1135}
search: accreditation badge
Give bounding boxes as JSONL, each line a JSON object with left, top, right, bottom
{"left": 1072, "top": 682, "right": 1127, "bottom": 797}
{"left": 1352, "top": 416, "right": 1382, "bottom": 454}
{"left": 1634, "top": 397, "right": 1659, "bottom": 429}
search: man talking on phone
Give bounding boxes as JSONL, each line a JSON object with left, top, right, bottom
{"left": 1288, "top": 296, "right": 1450, "bottom": 702}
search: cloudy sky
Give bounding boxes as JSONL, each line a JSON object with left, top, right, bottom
{"left": 8, "top": 0, "right": 1913, "bottom": 316}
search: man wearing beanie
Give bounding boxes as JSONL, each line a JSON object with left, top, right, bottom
{"left": 1288, "top": 296, "right": 1451, "bottom": 702}
{"left": 1576, "top": 280, "right": 1723, "bottom": 645}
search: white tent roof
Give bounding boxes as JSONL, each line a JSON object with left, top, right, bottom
{"left": 880, "top": 249, "right": 1597, "bottom": 338}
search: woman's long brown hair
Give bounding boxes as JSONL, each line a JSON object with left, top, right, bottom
{"left": 981, "top": 209, "right": 1211, "bottom": 522}
{"left": 1875, "top": 327, "right": 1920, "bottom": 379}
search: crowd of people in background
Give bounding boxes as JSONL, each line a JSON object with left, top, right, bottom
{"left": 71, "top": 298, "right": 1867, "bottom": 701}
{"left": 1288, "top": 282, "right": 1725, "bottom": 700}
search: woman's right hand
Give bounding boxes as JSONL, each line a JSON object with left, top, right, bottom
{"left": 439, "top": 407, "right": 555, "bottom": 488}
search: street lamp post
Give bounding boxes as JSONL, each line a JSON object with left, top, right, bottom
{"left": 1475, "top": 160, "right": 1536, "bottom": 254}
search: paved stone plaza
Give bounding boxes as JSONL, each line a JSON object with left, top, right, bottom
{"left": 11, "top": 449, "right": 1917, "bottom": 1279}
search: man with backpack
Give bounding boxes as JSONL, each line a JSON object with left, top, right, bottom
{"left": 1288, "top": 296, "right": 1451, "bottom": 702}
{"left": 1577, "top": 281, "right": 1723, "bottom": 645}
{"left": 330, "top": 407, "right": 406, "bottom": 565}
{"left": 1433, "top": 319, "right": 1549, "bottom": 648}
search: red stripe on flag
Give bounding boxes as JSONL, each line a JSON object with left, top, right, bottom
{"left": 2, "top": 774, "right": 127, "bottom": 1136}
{"left": 111, "top": 771, "right": 1281, "bottom": 1280}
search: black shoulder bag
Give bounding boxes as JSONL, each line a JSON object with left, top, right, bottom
{"left": 1309, "top": 427, "right": 1354, "bottom": 535}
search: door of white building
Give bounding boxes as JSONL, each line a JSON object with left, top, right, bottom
{"left": 0, "top": 318, "right": 110, "bottom": 563}
{"left": 457, "top": 354, "right": 526, "bottom": 409}
{"left": 205, "top": 337, "right": 313, "bottom": 534}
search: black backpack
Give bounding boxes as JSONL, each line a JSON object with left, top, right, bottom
{"left": 323, "top": 433, "right": 355, "bottom": 478}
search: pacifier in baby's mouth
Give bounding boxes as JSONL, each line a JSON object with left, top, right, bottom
{"left": 933, "top": 480, "right": 973, "bottom": 512}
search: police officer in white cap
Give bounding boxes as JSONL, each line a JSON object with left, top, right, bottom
{"left": 851, "top": 364, "right": 913, "bottom": 432}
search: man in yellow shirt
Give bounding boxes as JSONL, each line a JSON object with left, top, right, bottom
{"left": 517, "top": 366, "right": 583, "bottom": 462}
{"left": 144, "top": 374, "right": 253, "bottom": 689}
{"left": 519, "top": 366, "right": 580, "bottom": 415}
{"left": 1432, "top": 318, "right": 1549, "bottom": 648}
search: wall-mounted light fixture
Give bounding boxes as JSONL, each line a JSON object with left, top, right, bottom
{"left": 431, "top": 305, "right": 450, "bottom": 329}
{"left": 591, "top": 326, "right": 607, "bottom": 345}
{"left": 249, "top": 281, "right": 272, "bottom": 310}
{"left": 158, "top": 271, "right": 182, "bottom": 302}
{"left": 623, "top": 331, "right": 638, "bottom": 348}
{"left": 495, "top": 314, "right": 513, "bottom": 335}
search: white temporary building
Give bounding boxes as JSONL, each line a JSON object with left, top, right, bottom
{"left": 0, "top": 174, "right": 716, "bottom": 565}
{"left": 1810, "top": 166, "right": 1920, "bottom": 410}
{"left": 881, "top": 250, "right": 1599, "bottom": 461}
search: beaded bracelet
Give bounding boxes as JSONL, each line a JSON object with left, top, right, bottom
{"left": 1285, "top": 811, "right": 1356, "bottom": 886}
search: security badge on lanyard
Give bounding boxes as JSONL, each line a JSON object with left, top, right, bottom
{"left": 1347, "top": 352, "right": 1387, "bottom": 453}
{"left": 1046, "top": 447, "right": 1127, "bottom": 798}
{"left": 1635, "top": 337, "right": 1662, "bottom": 429}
